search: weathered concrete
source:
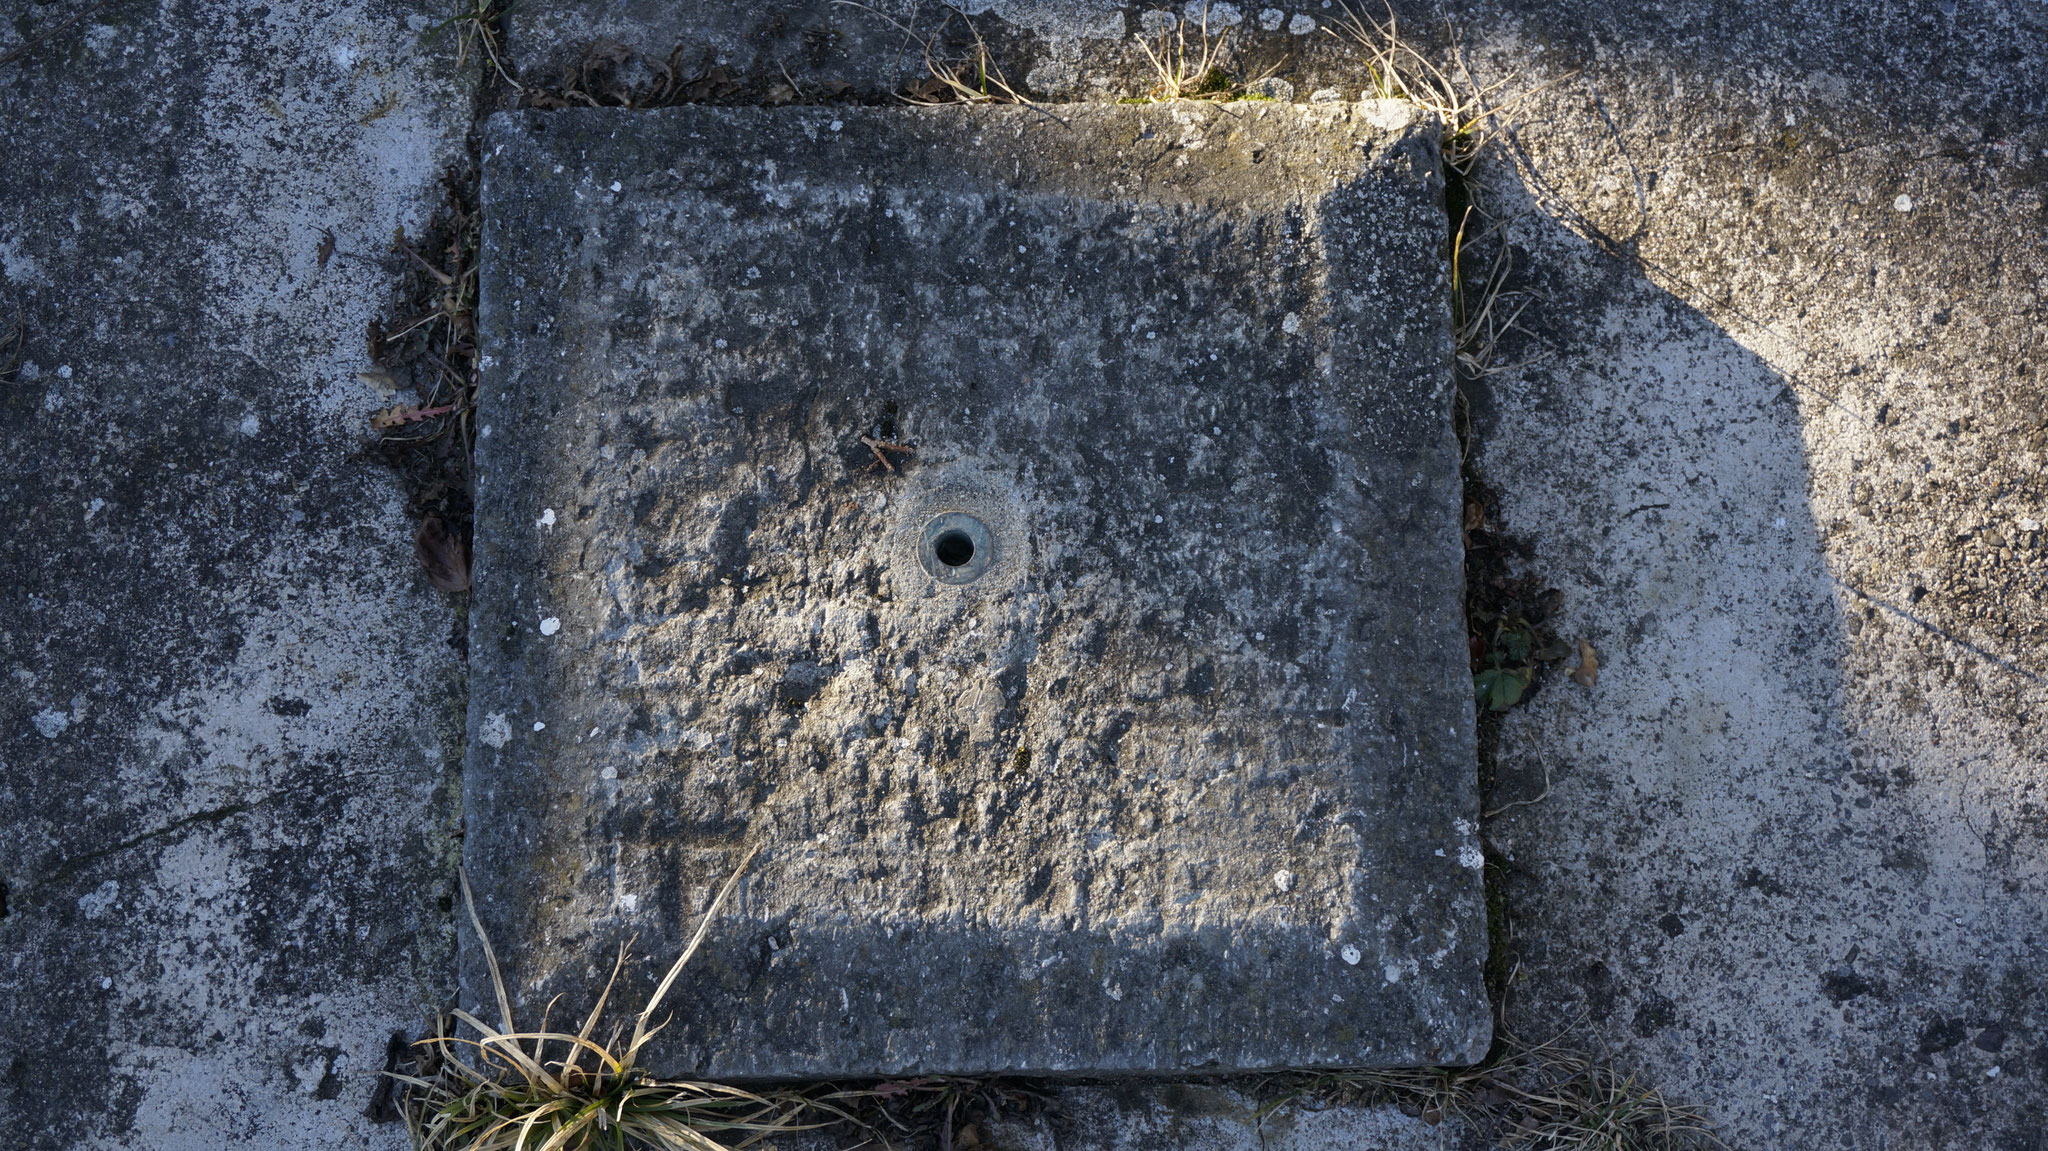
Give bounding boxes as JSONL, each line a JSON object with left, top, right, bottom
{"left": 502, "top": 0, "right": 1369, "bottom": 106}
{"left": 3, "top": 0, "right": 2039, "bottom": 1143}
{"left": 486, "top": 0, "right": 2048, "bottom": 1139}
{"left": 1446, "top": 2, "right": 2048, "bottom": 1148}
{"left": 467, "top": 101, "right": 1489, "bottom": 1077}
{"left": 0, "top": 3, "right": 471, "bottom": 1148}
{"left": 985, "top": 1085, "right": 1443, "bottom": 1151}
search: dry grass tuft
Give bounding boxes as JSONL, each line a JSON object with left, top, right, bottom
{"left": 424, "top": 0, "right": 521, "bottom": 91}
{"left": 1266, "top": 1030, "right": 1726, "bottom": 1150}
{"left": 1324, "top": 1, "right": 1567, "bottom": 384}
{"left": 391, "top": 850, "right": 843, "bottom": 1151}
{"left": 835, "top": 1, "right": 1050, "bottom": 113}
{"left": 1130, "top": 7, "right": 1241, "bottom": 102}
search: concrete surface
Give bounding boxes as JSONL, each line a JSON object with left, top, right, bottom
{"left": 466, "top": 101, "right": 1489, "bottom": 1077}
{"left": 986, "top": 1084, "right": 1443, "bottom": 1151}
{"left": 5, "top": 0, "right": 2044, "bottom": 1145}
{"left": 501, "top": 0, "right": 1373, "bottom": 107}
{"left": 1446, "top": 2, "right": 2048, "bottom": 1149}
{"left": 0, "top": 2, "right": 471, "bottom": 1148}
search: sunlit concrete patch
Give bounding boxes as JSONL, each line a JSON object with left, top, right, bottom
{"left": 1446, "top": 3, "right": 2048, "bottom": 1147}
{"left": 468, "top": 101, "right": 1487, "bottom": 1076}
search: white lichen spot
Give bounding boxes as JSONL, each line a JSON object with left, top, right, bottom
{"left": 1289, "top": 13, "right": 1317, "bottom": 34}
{"left": 1273, "top": 868, "right": 1295, "bottom": 892}
{"left": 609, "top": 181, "right": 623, "bottom": 193}
{"left": 1459, "top": 844, "right": 1485, "bottom": 869}
{"left": 1103, "top": 980, "right": 1124, "bottom": 1001}
{"left": 32, "top": 707, "right": 70, "bottom": 738}
{"left": 1140, "top": 9, "right": 1177, "bottom": 34}
{"left": 1894, "top": 194, "right": 1914, "bottom": 212}
{"left": 84, "top": 498, "right": 106, "bottom": 522}
{"left": 239, "top": 414, "right": 260, "bottom": 436}
{"left": 1185, "top": 1, "right": 1243, "bottom": 26}
{"left": 1282, "top": 312, "right": 1302, "bottom": 333}
{"left": 1308, "top": 86, "right": 1340, "bottom": 102}
{"left": 57, "top": 364, "right": 73, "bottom": 379}
{"left": 532, "top": 721, "right": 546, "bottom": 732}
{"left": 1382, "top": 962, "right": 1403, "bottom": 983}
{"left": 539, "top": 616, "right": 562, "bottom": 636}
{"left": 1340, "top": 944, "right": 1362, "bottom": 965}
{"left": 78, "top": 880, "right": 119, "bottom": 919}
{"left": 480, "top": 711, "right": 512, "bottom": 748}
{"left": 830, "top": 120, "right": 844, "bottom": 132}
{"left": 1259, "top": 7, "right": 1284, "bottom": 30}
{"left": 537, "top": 508, "right": 555, "bottom": 528}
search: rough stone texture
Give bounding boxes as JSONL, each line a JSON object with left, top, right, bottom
{"left": 0, "top": 3, "right": 470, "bottom": 1148}
{"left": 502, "top": 0, "right": 1372, "bottom": 106}
{"left": 985, "top": 1086, "right": 1442, "bottom": 1151}
{"left": 467, "top": 101, "right": 1489, "bottom": 1077}
{"left": 4, "top": 0, "right": 2039, "bottom": 1143}
{"left": 1444, "top": 2, "right": 2048, "bottom": 1148}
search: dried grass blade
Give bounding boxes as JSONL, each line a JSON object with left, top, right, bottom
{"left": 628, "top": 844, "right": 761, "bottom": 1060}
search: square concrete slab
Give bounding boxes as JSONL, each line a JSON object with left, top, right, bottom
{"left": 468, "top": 102, "right": 1488, "bottom": 1077}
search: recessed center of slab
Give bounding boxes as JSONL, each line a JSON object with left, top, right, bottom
{"left": 467, "top": 102, "right": 1489, "bottom": 1078}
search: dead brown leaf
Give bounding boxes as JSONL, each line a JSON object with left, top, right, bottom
{"left": 370, "top": 403, "right": 456, "bottom": 430}
{"left": 1570, "top": 639, "right": 1598, "bottom": 687}
{"left": 678, "top": 65, "right": 741, "bottom": 102}
{"left": 415, "top": 515, "right": 471, "bottom": 592}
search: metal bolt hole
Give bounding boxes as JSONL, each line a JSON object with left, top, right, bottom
{"left": 933, "top": 530, "right": 975, "bottom": 568}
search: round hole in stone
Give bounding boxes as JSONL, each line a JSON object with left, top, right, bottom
{"left": 933, "top": 529, "right": 975, "bottom": 568}
{"left": 918, "top": 512, "right": 995, "bottom": 584}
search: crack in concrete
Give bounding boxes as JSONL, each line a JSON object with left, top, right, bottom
{"left": 36, "top": 796, "right": 273, "bottom": 895}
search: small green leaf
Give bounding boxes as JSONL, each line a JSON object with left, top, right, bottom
{"left": 1497, "top": 627, "right": 1533, "bottom": 665}
{"left": 1474, "top": 668, "right": 1530, "bottom": 711}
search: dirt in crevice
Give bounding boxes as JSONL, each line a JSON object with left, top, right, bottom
{"left": 1441, "top": 149, "right": 1568, "bottom": 1029}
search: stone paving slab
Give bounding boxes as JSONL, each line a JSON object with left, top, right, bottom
{"left": 503, "top": 0, "right": 1367, "bottom": 106}
{"left": 467, "top": 101, "right": 1488, "bottom": 1077}
{"left": 0, "top": 2, "right": 471, "bottom": 1148}
{"left": 1446, "top": 3, "right": 2048, "bottom": 1147}
{"left": 985, "top": 1086, "right": 1444, "bottom": 1151}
